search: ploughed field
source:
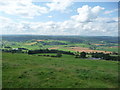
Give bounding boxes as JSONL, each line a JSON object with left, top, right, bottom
{"left": 2, "top": 52, "right": 119, "bottom": 88}
{"left": 49, "top": 47, "right": 112, "bottom": 54}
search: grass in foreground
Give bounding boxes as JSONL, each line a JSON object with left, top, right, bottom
{"left": 2, "top": 52, "right": 119, "bottom": 88}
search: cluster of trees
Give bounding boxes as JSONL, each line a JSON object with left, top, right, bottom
{"left": 2, "top": 48, "right": 28, "bottom": 53}
{"left": 38, "top": 52, "right": 62, "bottom": 57}
{"left": 91, "top": 52, "right": 119, "bottom": 61}
{"left": 74, "top": 51, "right": 119, "bottom": 61}
{"left": 4, "top": 46, "right": 12, "bottom": 48}
{"left": 40, "top": 41, "right": 68, "bottom": 45}
{"left": 18, "top": 48, "right": 28, "bottom": 50}
{"left": 112, "top": 52, "right": 118, "bottom": 55}
{"left": 75, "top": 52, "right": 87, "bottom": 58}
{"left": 2, "top": 49, "right": 22, "bottom": 53}
{"left": 28, "top": 49, "right": 74, "bottom": 55}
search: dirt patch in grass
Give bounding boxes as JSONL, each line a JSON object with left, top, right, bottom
{"left": 25, "top": 42, "right": 37, "bottom": 45}
{"left": 93, "top": 44, "right": 105, "bottom": 45}
{"left": 66, "top": 47, "right": 112, "bottom": 53}
{"left": 68, "top": 47, "right": 112, "bottom": 53}
{"left": 69, "top": 47, "right": 89, "bottom": 50}
{"left": 48, "top": 46, "right": 112, "bottom": 53}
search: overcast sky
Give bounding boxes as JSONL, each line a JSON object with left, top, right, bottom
{"left": 0, "top": 0, "right": 118, "bottom": 36}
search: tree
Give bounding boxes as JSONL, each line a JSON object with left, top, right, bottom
{"left": 56, "top": 52, "right": 62, "bottom": 57}
{"left": 80, "top": 52, "right": 86, "bottom": 58}
{"left": 103, "top": 54, "right": 111, "bottom": 60}
{"left": 4, "top": 46, "right": 11, "bottom": 48}
{"left": 11, "top": 50, "right": 17, "bottom": 54}
{"left": 75, "top": 51, "right": 80, "bottom": 58}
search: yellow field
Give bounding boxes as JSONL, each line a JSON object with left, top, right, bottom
{"left": 25, "top": 42, "right": 37, "bottom": 45}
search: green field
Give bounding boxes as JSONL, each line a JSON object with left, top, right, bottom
{"left": 2, "top": 40, "right": 118, "bottom": 53}
{"left": 2, "top": 35, "right": 119, "bottom": 88}
{"left": 97, "top": 47, "right": 118, "bottom": 52}
{"left": 3, "top": 52, "right": 119, "bottom": 88}
{"left": 2, "top": 35, "right": 118, "bottom": 53}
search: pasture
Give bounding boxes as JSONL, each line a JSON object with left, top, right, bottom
{"left": 2, "top": 52, "right": 119, "bottom": 88}
{"left": 2, "top": 35, "right": 119, "bottom": 88}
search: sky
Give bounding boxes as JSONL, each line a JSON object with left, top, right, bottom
{"left": 0, "top": 0, "right": 118, "bottom": 36}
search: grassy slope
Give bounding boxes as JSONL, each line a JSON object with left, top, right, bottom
{"left": 97, "top": 47, "right": 118, "bottom": 52}
{"left": 2, "top": 52, "right": 118, "bottom": 88}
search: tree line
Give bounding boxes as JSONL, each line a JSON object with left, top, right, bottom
{"left": 37, "top": 52, "right": 62, "bottom": 57}
{"left": 2, "top": 48, "right": 119, "bottom": 61}
{"left": 28, "top": 49, "right": 74, "bottom": 55}
{"left": 74, "top": 51, "right": 119, "bottom": 61}
{"left": 91, "top": 52, "right": 119, "bottom": 61}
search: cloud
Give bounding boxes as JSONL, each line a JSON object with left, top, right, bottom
{"left": 0, "top": 16, "right": 20, "bottom": 34}
{"left": 46, "top": 0, "right": 73, "bottom": 12}
{"left": 95, "top": 17, "right": 118, "bottom": 23}
{"left": 0, "top": 0, "right": 48, "bottom": 18}
{"left": 0, "top": 0, "right": 73, "bottom": 18}
{"left": 0, "top": 4, "right": 118, "bottom": 36}
{"left": 1, "top": 16, "right": 118, "bottom": 36}
{"left": 104, "top": 9, "right": 118, "bottom": 14}
{"left": 48, "top": 16, "right": 53, "bottom": 18}
{"left": 71, "top": 5, "right": 104, "bottom": 22}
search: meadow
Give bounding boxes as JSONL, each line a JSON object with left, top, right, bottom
{"left": 2, "top": 52, "right": 119, "bottom": 88}
{"left": 2, "top": 35, "right": 119, "bottom": 88}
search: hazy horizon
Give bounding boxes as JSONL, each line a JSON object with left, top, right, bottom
{"left": 1, "top": 34, "right": 118, "bottom": 37}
